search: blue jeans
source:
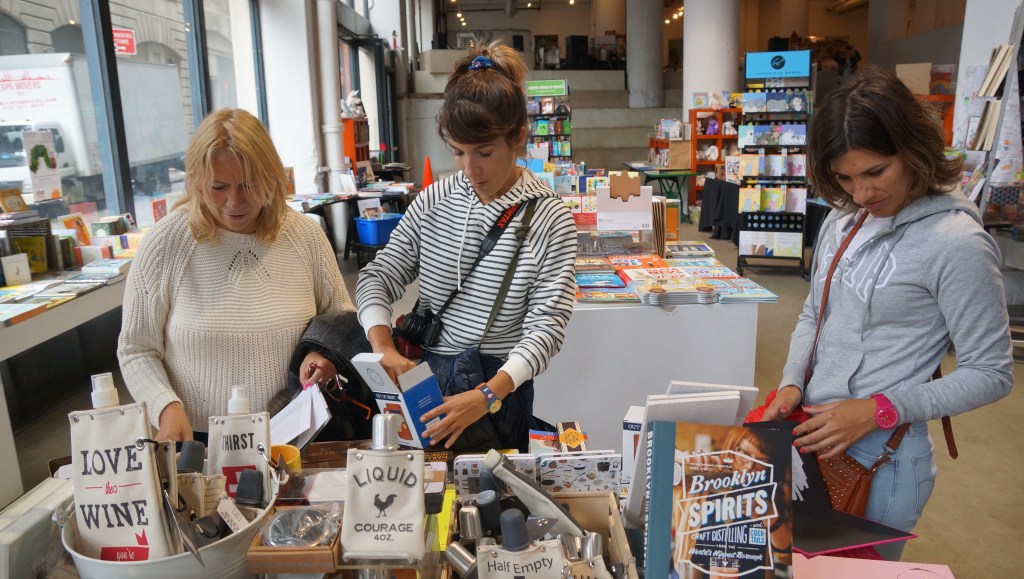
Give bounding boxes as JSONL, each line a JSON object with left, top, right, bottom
{"left": 845, "top": 422, "right": 936, "bottom": 560}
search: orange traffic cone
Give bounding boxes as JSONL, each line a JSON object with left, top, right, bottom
{"left": 422, "top": 156, "right": 434, "bottom": 187}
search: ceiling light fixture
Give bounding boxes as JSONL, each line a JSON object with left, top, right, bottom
{"left": 456, "top": 12, "right": 462, "bottom": 17}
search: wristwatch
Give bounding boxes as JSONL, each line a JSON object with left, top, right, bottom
{"left": 476, "top": 384, "right": 502, "bottom": 414}
{"left": 870, "top": 394, "right": 899, "bottom": 429}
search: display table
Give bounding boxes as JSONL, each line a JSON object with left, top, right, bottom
{"left": 532, "top": 301, "right": 758, "bottom": 451}
{"left": 0, "top": 282, "right": 126, "bottom": 508}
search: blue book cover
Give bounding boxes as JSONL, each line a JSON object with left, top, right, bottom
{"left": 396, "top": 362, "right": 446, "bottom": 448}
{"left": 644, "top": 420, "right": 792, "bottom": 578}
{"left": 575, "top": 272, "right": 626, "bottom": 288}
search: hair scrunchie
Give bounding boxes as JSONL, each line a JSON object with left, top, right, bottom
{"left": 468, "top": 56, "right": 496, "bottom": 71}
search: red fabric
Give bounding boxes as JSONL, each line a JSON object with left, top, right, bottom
{"left": 744, "top": 389, "right": 812, "bottom": 424}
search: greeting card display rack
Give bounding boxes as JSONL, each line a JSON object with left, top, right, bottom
{"left": 736, "top": 51, "right": 813, "bottom": 277}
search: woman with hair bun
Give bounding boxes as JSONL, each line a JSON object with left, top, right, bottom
{"left": 356, "top": 41, "right": 577, "bottom": 451}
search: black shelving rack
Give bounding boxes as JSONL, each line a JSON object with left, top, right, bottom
{"left": 736, "top": 52, "right": 813, "bottom": 278}
{"left": 736, "top": 211, "right": 807, "bottom": 276}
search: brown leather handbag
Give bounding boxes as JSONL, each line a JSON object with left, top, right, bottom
{"left": 806, "top": 211, "right": 956, "bottom": 517}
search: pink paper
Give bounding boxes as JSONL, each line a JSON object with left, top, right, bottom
{"left": 793, "top": 553, "right": 955, "bottom": 578}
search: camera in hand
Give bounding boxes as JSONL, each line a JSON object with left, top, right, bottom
{"left": 397, "top": 309, "right": 443, "bottom": 347}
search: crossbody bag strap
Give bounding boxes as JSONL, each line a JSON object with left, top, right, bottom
{"left": 478, "top": 199, "right": 539, "bottom": 346}
{"left": 805, "top": 210, "right": 870, "bottom": 385}
{"left": 932, "top": 366, "right": 958, "bottom": 459}
{"left": 430, "top": 201, "right": 531, "bottom": 319}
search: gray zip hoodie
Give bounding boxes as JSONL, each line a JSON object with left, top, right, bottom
{"left": 781, "top": 189, "right": 1013, "bottom": 425}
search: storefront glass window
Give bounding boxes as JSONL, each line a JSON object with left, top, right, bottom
{"left": 205, "top": 0, "right": 260, "bottom": 116}
{"left": 116, "top": 0, "right": 193, "bottom": 228}
{"left": 0, "top": 4, "right": 108, "bottom": 225}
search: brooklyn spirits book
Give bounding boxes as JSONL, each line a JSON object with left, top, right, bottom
{"left": 644, "top": 421, "right": 792, "bottom": 578}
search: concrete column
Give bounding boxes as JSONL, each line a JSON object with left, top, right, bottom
{"left": 868, "top": 0, "right": 910, "bottom": 68}
{"left": 683, "top": 0, "right": 740, "bottom": 116}
{"left": 780, "top": 0, "right": 809, "bottom": 39}
{"left": 626, "top": 0, "right": 663, "bottom": 108}
{"left": 593, "top": 0, "right": 626, "bottom": 37}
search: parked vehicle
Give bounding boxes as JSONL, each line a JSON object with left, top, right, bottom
{"left": 0, "top": 53, "right": 187, "bottom": 208}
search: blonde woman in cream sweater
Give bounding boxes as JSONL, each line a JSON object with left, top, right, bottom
{"left": 118, "top": 108, "right": 354, "bottom": 443}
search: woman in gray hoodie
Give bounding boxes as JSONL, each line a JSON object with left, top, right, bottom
{"left": 763, "top": 67, "right": 1013, "bottom": 559}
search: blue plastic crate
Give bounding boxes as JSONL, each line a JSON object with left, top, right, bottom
{"left": 354, "top": 213, "right": 402, "bottom": 245}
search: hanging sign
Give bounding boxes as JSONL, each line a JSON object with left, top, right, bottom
{"left": 526, "top": 79, "right": 568, "bottom": 98}
{"left": 746, "top": 50, "right": 811, "bottom": 79}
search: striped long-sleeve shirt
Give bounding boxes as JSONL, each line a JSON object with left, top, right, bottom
{"left": 356, "top": 170, "right": 578, "bottom": 388}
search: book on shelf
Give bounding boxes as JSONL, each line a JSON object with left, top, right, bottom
{"left": 58, "top": 213, "right": 92, "bottom": 247}
{"left": 34, "top": 281, "right": 104, "bottom": 299}
{"left": 0, "top": 302, "right": 48, "bottom": 326}
{"left": 785, "top": 187, "right": 808, "bottom": 213}
{"left": 665, "top": 380, "right": 759, "bottom": 426}
{"left": 81, "top": 257, "right": 132, "bottom": 274}
{"left": 574, "top": 256, "right": 615, "bottom": 274}
{"left": 644, "top": 420, "right": 793, "bottom": 578}
{"left": 681, "top": 265, "right": 741, "bottom": 280}
{"left": 979, "top": 44, "right": 1013, "bottom": 97}
{"left": 703, "top": 278, "right": 779, "bottom": 304}
{"left": 665, "top": 257, "right": 724, "bottom": 268}
{"left": 0, "top": 188, "right": 27, "bottom": 214}
{"left": 665, "top": 241, "right": 715, "bottom": 258}
{"left": 739, "top": 187, "right": 762, "bottom": 212}
{"left": 607, "top": 253, "right": 668, "bottom": 269}
{"left": 63, "top": 271, "right": 126, "bottom": 286}
{"left": 738, "top": 153, "right": 763, "bottom": 177}
{"left": 763, "top": 154, "right": 785, "bottom": 177}
{"left": 617, "top": 266, "right": 694, "bottom": 287}
{"left": 622, "top": 392, "right": 742, "bottom": 527}
{"left": 760, "top": 187, "right": 786, "bottom": 212}
{"left": 0, "top": 210, "right": 39, "bottom": 223}
{"left": 576, "top": 272, "right": 627, "bottom": 289}
{"left": 576, "top": 287, "right": 640, "bottom": 303}
{"left": 11, "top": 236, "right": 47, "bottom": 274}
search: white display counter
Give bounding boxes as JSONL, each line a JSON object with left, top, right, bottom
{"left": 532, "top": 302, "right": 758, "bottom": 451}
{"left": 0, "top": 282, "right": 126, "bottom": 508}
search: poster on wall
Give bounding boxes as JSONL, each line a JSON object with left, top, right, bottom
{"left": 21, "top": 130, "right": 62, "bottom": 202}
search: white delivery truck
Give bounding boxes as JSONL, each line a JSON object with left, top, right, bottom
{"left": 0, "top": 53, "right": 187, "bottom": 207}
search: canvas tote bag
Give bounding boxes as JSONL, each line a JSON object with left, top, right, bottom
{"left": 69, "top": 402, "right": 176, "bottom": 562}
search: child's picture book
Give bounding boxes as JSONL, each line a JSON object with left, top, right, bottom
{"left": 786, "top": 154, "right": 806, "bottom": 177}
{"left": 11, "top": 236, "right": 47, "bottom": 274}
{"left": 778, "top": 124, "right": 807, "bottom": 146}
{"left": 526, "top": 99, "right": 541, "bottom": 115}
{"left": 785, "top": 187, "right": 808, "bottom": 213}
{"left": 766, "top": 91, "right": 788, "bottom": 112}
{"left": 607, "top": 253, "right": 668, "bottom": 269}
{"left": 644, "top": 421, "right": 793, "bottom": 579}
{"left": 534, "top": 119, "right": 551, "bottom": 136}
{"left": 540, "top": 96, "right": 555, "bottom": 114}
{"left": 575, "top": 272, "right": 627, "bottom": 288}
{"left": 739, "top": 187, "right": 761, "bottom": 212}
{"left": 763, "top": 155, "right": 785, "bottom": 177}
{"left": 693, "top": 92, "right": 709, "bottom": 108}
{"left": 724, "top": 156, "right": 741, "bottom": 184}
{"left": 665, "top": 241, "right": 715, "bottom": 258}
{"left": 577, "top": 287, "right": 640, "bottom": 303}
{"left": 738, "top": 154, "right": 762, "bottom": 178}
{"left": 575, "top": 256, "right": 615, "bottom": 274}
{"left": 761, "top": 187, "right": 785, "bottom": 212}
{"left": 742, "top": 92, "right": 766, "bottom": 113}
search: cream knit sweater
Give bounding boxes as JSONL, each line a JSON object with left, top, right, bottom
{"left": 118, "top": 208, "right": 354, "bottom": 430}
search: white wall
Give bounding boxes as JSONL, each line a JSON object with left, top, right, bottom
{"left": 876, "top": 23, "right": 963, "bottom": 72}
{"left": 260, "top": 0, "right": 322, "bottom": 196}
{"left": 952, "top": 0, "right": 1020, "bottom": 136}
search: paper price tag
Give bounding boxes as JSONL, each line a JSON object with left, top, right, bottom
{"left": 216, "top": 496, "right": 248, "bottom": 533}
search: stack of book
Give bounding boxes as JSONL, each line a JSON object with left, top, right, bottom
{"left": 0, "top": 210, "right": 40, "bottom": 226}
{"left": 665, "top": 241, "right": 715, "bottom": 258}
{"left": 703, "top": 277, "right": 779, "bottom": 303}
